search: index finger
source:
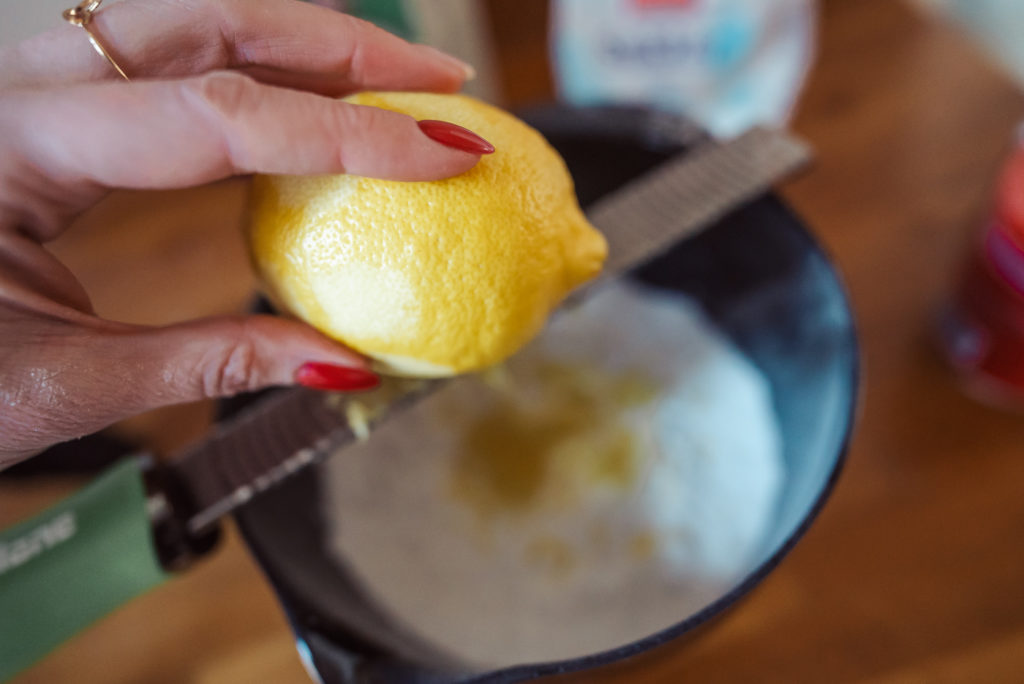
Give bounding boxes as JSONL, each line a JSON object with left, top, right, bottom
{"left": 0, "top": 72, "right": 486, "bottom": 241}
{"left": 0, "top": 0, "right": 472, "bottom": 95}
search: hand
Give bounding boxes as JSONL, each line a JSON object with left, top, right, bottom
{"left": 0, "top": 0, "right": 484, "bottom": 468}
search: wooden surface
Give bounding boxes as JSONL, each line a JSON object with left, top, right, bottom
{"left": 4, "top": 0, "right": 1024, "bottom": 681}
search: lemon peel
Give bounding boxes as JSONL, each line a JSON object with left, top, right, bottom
{"left": 248, "top": 92, "right": 607, "bottom": 376}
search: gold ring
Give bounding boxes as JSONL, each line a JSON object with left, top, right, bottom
{"left": 63, "top": 0, "right": 130, "bottom": 81}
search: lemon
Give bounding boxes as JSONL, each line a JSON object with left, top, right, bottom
{"left": 247, "top": 92, "right": 607, "bottom": 377}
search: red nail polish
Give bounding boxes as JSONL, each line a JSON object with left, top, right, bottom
{"left": 296, "top": 362, "right": 380, "bottom": 392}
{"left": 418, "top": 120, "right": 495, "bottom": 155}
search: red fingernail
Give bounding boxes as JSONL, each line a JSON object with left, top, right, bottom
{"left": 296, "top": 362, "right": 380, "bottom": 392}
{"left": 418, "top": 120, "right": 495, "bottom": 155}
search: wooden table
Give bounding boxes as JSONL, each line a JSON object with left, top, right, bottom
{"left": 5, "top": 0, "right": 1024, "bottom": 681}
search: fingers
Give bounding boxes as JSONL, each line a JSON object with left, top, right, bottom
{"left": 0, "top": 72, "right": 485, "bottom": 239}
{"left": 0, "top": 311, "right": 376, "bottom": 468}
{"left": 0, "top": 0, "right": 470, "bottom": 95}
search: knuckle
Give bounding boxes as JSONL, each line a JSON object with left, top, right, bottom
{"left": 202, "top": 320, "right": 260, "bottom": 398}
{"left": 333, "top": 100, "right": 385, "bottom": 136}
{"left": 329, "top": 103, "right": 400, "bottom": 171}
{"left": 182, "top": 71, "right": 258, "bottom": 171}
{"left": 185, "top": 70, "right": 256, "bottom": 121}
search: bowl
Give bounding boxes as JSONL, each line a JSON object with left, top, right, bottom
{"left": 231, "top": 106, "right": 858, "bottom": 683}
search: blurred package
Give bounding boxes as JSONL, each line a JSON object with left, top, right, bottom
{"left": 311, "top": 0, "right": 501, "bottom": 102}
{"left": 550, "top": 0, "right": 816, "bottom": 138}
{"left": 940, "top": 127, "right": 1024, "bottom": 407}
{"left": 916, "top": 0, "right": 1024, "bottom": 85}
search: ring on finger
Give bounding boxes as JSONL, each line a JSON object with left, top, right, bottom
{"left": 62, "top": 0, "right": 130, "bottom": 81}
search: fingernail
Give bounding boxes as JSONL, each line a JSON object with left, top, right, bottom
{"left": 296, "top": 362, "right": 380, "bottom": 392}
{"left": 418, "top": 120, "right": 495, "bottom": 155}
{"left": 420, "top": 45, "right": 476, "bottom": 81}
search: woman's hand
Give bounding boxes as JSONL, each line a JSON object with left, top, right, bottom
{"left": 0, "top": 0, "right": 483, "bottom": 468}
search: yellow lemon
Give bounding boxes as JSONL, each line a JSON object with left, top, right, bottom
{"left": 247, "top": 92, "right": 607, "bottom": 377}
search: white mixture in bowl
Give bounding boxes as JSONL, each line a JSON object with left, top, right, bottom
{"left": 321, "top": 281, "right": 783, "bottom": 668}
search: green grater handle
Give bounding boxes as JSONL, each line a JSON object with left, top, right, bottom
{"left": 0, "top": 458, "right": 169, "bottom": 682}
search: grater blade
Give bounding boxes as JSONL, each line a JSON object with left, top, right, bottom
{"left": 169, "top": 127, "right": 811, "bottom": 535}
{"left": 589, "top": 126, "right": 811, "bottom": 285}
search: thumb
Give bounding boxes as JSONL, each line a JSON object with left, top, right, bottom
{"left": 123, "top": 314, "right": 380, "bottom": 400}
{"left": 0, "top": 313, "right": 377, "bottom": 466}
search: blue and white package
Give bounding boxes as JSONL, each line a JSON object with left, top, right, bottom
{"left": 551, "top": 0, "right": 816, "bottom": 137}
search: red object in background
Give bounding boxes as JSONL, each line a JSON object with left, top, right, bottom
{"left": 940, "top": 136, "right": 1024, "bottom": 407}
{"left": 996, "top": 138, "right": 1024, "bottom": 252}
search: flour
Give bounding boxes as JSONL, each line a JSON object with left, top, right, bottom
{"left": 321, "top": 281, "right": 783, "bottom": 668}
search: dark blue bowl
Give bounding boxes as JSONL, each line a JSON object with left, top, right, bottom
{"left": 233, "top": 107, "right": 859, "bottom": 683}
